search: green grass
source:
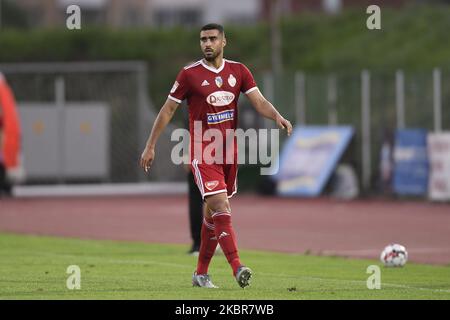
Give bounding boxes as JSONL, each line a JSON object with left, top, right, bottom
{"left": 0, "top": 232, "right": 449, "bottom": 300}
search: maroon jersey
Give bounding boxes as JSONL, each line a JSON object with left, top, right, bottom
{"left": 168, "top": 59, "right": 257, "bottom": 164}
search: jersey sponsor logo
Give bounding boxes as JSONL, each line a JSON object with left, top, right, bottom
{"left": 170, "top": 81, "right": 179, "bottom": 94}
{"left": 228, "top": 74, "right": 236, "bottom": 87}
{"left": 201, "top": 80, "right": 210, "bottom": 86}
{"left": 207, "top": 109, "right": 234, "bottom": 124}
{"left": 206, "top": 91, "right": 235, "bottom": 107}
{"left": 215, "top": 76, "right": 223, "bottom": 88}
{"left": 205, "top": 180, "right": 219, "bottom": 190}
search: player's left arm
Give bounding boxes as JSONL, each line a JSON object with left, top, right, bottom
{"left": 246, "top": 89, "right": 293, "bottom": 136}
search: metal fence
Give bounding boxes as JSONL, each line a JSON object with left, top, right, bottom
{"left": 0, "top": 61, "right": 185, "bottom": 184}
{"left": 253, "top": 68, "right": 449, "bottom": 193}
{"left": 2, "top": 62, "right": 448, "bottom": 192}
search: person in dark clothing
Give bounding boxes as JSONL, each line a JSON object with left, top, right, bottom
{"left": 0, "top": 158, "right": 13, "bottom": 196}
{"left": 186, "top": 168, "right": 204, "bottom": 255}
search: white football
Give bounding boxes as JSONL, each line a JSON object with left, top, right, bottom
{"left": 380, "top": 243, "right": 408, "bottom": 267}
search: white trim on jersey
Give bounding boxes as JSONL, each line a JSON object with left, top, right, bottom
{"left": 168, "top": 95, "right": 182, "bottom": 104}
{"left": 184, "top": 60, "right": 202, "bottom": 70}
{"left": 200, "top": 59, "right": 225, "bottom": 74}
{"left": 245, "top": 86, "right": 259, "bottom": 95}
{"left": 224, "top": 59, "right": 241, "bottom": 64}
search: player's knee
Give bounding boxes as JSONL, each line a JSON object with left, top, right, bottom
{"left": 205, "top": 193, "right": 231, "bottom": 213}
{"left": 204, "top": 205, "right": 214, "bottom": 218}
{"left": 206, "top": 196, "right": 230, "bottom": 214}
{"left": 211, "top": 205, "right": 231, "bottom": 216}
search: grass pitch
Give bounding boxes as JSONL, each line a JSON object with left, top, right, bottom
{"left": 0, "top": 232, "right": 449, "bottom": 300}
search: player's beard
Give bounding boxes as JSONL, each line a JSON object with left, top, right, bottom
{"left": 203, "top": 48, "right": 221, "bottom": 62}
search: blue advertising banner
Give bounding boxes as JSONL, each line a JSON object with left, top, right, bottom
{"left": 393, "top": 129, "right": 429, "bottom": 196}
{"left": 273, "top": 126, "right": 354, "bottom": 197}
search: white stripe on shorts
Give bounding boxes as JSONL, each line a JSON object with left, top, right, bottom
{"left": 192, "top": 159, "right": 205, "bottom": 196}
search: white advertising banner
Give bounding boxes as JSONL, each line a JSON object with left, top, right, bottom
{"left": 428, "top": 132, "right": 450, "bottom": 201}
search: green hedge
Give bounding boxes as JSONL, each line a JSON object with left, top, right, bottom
{"left": 1, "top": 5, "right": 450, "bottom": 108}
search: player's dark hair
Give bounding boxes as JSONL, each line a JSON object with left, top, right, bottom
{"left": 200, "top": 23, "right": 224, "bottom": 35}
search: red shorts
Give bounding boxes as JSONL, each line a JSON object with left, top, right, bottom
{"left": 191, "top": 159, "right": 238, "bottom": 199}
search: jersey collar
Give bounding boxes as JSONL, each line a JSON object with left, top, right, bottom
{"left": 200, "top": 58, "right": 225, "bottom": 74}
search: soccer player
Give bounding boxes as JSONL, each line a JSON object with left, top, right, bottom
{"left": 140, "top": 23, "right": 292, "bottom": 288}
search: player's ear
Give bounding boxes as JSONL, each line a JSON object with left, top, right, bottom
{"left": 222, "top": 36, "right": 227, "bottom": 48}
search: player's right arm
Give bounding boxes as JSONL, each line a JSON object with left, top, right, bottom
{"left": 140, "top": 98, "right": 180, "bottom": 172}
{"left": 140, "top": 67, "right": 190, "bottom": 172}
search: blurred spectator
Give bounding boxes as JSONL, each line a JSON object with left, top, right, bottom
{"left": 378, "top": 129, "right": 394, "bottom": 195}
{"left": 0, "top": 72, "right": 24, "bottom": 197}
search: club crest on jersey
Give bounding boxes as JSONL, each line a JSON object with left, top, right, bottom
{"left": 215, "top": 76, "right": 223, "bottom": 88}
{"left": 205, "top": 180, "right": 219, "bottom": 191}
{"left": 228, "top": 74, "right": 236, "bottom": 87}
{"left": 170, "top": 81, "right": 179, "bottom": 94}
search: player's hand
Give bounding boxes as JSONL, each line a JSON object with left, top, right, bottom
{"left": 140, "top": 146, "right": 155, "bottom": 173}
{"left": 276, "top": 116, "right": 293, "bottom": 136}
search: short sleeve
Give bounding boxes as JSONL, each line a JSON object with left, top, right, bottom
{"left": 240, "top": 64, "right": 258, "bottom": 94}
{"left": 168, "top": 69, "right": 189, "bottom": 103}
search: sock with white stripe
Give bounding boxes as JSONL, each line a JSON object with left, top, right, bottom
{"left": 212, "top": 212, "right": 242, "bottom": 276}
{"left": 196, "top": 216, "right": 218, "bottom": 275}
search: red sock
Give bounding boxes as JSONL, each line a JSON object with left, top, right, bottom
{"left": 196, "top": 217, "right": 218, "bottom": 275}
{"left": 212, "top": 212, "right": 242, "bottom": 275}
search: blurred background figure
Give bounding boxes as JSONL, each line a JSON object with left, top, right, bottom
{"left": 378, "top": 129, "right": 394, "bottom": 196}
{"left": 0, "top": 72, "right": 23, "bottom": 197}
{"left": 185, "top": 164, "right": 203, "bottom": 255}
